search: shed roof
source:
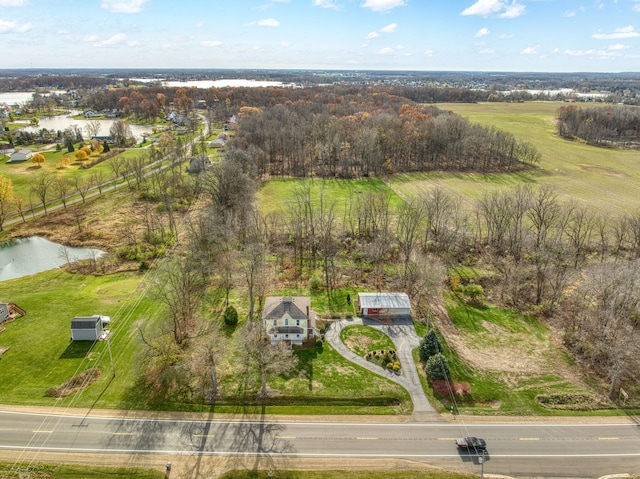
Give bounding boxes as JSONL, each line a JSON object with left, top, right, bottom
{"left": 71, "top": 316, "right": 101, "bottom": 329}
{"left": 357, "top": 292, "right": 411, "bottom": 310}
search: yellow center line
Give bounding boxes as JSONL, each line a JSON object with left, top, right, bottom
{"left": 519, "top": 437, "right": 540, "bottom": 441}
{"left": 439, "top": 438, "right": 457, "bottom": 441}
{"left": 193, "top": 434, "right": 214, "bottom": 438}
{"left": 32, "top": 430, "right": 52, "bottom": 434}
{"left": 598, "top": 437, "right": 619, "bottom": 440}
{"left": 356, "top": 437, "right": 379, "bottom": 440}
{"left": 112, "top": 432, "right": 135, "bottom": 436}
{"left": 275, "top": 436, "right": 297, "bottom": 439}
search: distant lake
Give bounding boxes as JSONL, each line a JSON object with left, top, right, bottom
{"left": 21, "top": 113, "right": 152, "bottom": 142}
{"left": 160, "top": 79, "right": 292, "bottom": 88}
{"left": 0, "top": 91, "right": 36, "bottom": 105}
{"left": 0, "top": 236, "right": 105, "bottom": 282}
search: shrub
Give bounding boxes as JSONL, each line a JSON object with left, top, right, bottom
{"left": 425, "top": 353, "right": 450, "bottom": 381}
{"left": 223, "top": 305, "right": 238, "bottom": 326}
{"left": 309, "top": 275, "right": 323, "bottom": 291}
{"left": 393, "top": 362, "right": 401, "bottom": 372}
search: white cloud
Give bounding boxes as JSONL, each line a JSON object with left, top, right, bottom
{"left": 94, "top": 33, "right": 126, "bottom": 47}
{"left": 377, "top": 47, "right": 394, "bottom": 54}
{"left": 361, "top": 0, "right": 406, "bottom": 13}
{"left": 461, "top": 0, "right": 524, "bottom": 18}
{"left": 500, "top": 1, "right": 525, "bottom": 18}
{"left": 127, "top": 40, "right": 141, "bottom": 47}
{"left": 592, "top": 25, "right": 639, "bottom": 39}
{"left": 395, "top": 44, "right": 405, "bottom": 50}
{"left": 479, "top": 48, "right": 495, "bottom": 54}
{"left": 0, "top": 19, "right": 31, "bottom": 33}
{"left": 313, "top": 0, "right": 339, "bottom": 9}
{"left": 201, "top": 40, "right": 223, "bottom": 47}
{"left": 195, "top": 22, "right": 204, "bottom": 29}
{"left": 551, "top": 47, "right": 560, "bottom": 54}
{"left": 246, "top": 18, "right": 280, "bottom": 27}
{"left": 462, "top": 0, "right": 504, "bottom": 16}
{"left": 521, "top": 45, "right": 538, "bottom": 54}
{"left": 424, "top": 50, "right": 434, "bottom": 57}
{"left": 498, "top": 33, "right": 513, "bottom": 39}
{"left": 475, "top": 27, "right": 490, "bottom": 38}
{"left": 634, "top": 3, "right": 640, "bottom": 12}
{"left": 281, "top": 41, "right": 291, "bottom": 47}
{"left": 609, "top": 43, "right": 629, "bottom": 50}
{"left": 564, "top": 11, "right": 576, "bottom": 17}
{"left": 0, "top": 0, "right": 28, "bottom": 6}
{"left": 380, "top": 23, "right": 397, "bottom": 33}
{"left": 564, "top": 50, "right": 590, "bottom": 56}
{"left": 101, "top": 0, "right": 149, "bottom": 13}
{"left": 366, "top": 31, "right": 380, "bottom": 39}
{"left": 56, "top": 29, "right": 69, "bottom": 35}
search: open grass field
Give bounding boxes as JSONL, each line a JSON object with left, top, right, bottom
{"left": 0, "top": 461, "right": 164, "bottom": 479}
{"left": 388, "top": 101, "right": 640, "bottom": 216}
{"left": 0, "top": 265, "right": 411, "bottom": 414}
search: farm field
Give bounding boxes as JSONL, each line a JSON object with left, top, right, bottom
{"left": 388, "top": 101, "right": 640, "bottom": 216}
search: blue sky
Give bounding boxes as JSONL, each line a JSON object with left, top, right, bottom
{"left": 1, "top": 0, "right": 639, "bottom": 71}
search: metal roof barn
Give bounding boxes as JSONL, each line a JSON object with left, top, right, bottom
{"left": 357, "top": 292, "right": 411, "bottom": 316}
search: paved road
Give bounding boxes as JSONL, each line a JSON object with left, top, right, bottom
{"left": 325, "top": 317, "right": 439, "bottom": 420}
{"left": 1, "top": 409, "right": 639, "bottom": 478}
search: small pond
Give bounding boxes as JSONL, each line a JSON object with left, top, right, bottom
{"left": 0, "top": 236, "right": 105, "bottom": 282}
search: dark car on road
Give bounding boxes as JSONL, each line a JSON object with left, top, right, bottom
{"left": 455, "top": 436, "right": 487, "bottom": 450}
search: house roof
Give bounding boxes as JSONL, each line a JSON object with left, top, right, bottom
{"left": 358, "top": 292, "right": 411, "bottom": 310}
{"left": 262, "top": 296, "right": 310, "bottom": 320}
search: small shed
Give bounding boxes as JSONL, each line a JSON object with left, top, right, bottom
{"left": 357, "top": 292, "right": 411, "bottom": 317}
{"left": 71, "top": 315, "right": 104, "bottom": 341}
{"left": 8, "top": 148, "right": 32, "bottom": 163}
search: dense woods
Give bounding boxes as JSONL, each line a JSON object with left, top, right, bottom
{"left": 557, "top": 104, "right": 640, "bottom": 148}
{"left": 231, "top": 100, "right": 540, "bottom": 177}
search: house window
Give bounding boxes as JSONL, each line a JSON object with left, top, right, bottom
{"left": 285, "top": 319, "right": 289, "bottom": 326}
{"left": 273, "top": 320, "right": 277, "bottom": 327}
{"left": 296, "top": 320, "right": 300, "bottom": 326}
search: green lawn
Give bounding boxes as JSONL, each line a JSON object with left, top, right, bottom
{"left": 0, "top": 462, "right": 164, "bottom": 478}
{"left": 393, "top": 101, "right": 640, "bottom": 217}
{"left": 0, "top": 269, "right": 160, "bottom": 408}
{"left": 340, "top": 325, "right": 395, "bottom": 357}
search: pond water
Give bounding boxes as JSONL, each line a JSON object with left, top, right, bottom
{"left": 0, "top": 91, "right": 37, "bottom": 105}
{"left": 21, "top": 114, "right": 152, "bottom": 142}
{"left": 0, "top": 236, "right": 105, "bottom": 282}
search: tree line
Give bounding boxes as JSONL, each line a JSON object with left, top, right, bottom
{"left": 557, "top": 104, "right": 640, "bottom": 148}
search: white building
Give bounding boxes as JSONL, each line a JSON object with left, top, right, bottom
{"left": 262, "top": 296, "right": 315, "bottom": 345}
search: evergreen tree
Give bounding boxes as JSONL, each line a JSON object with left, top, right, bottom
{"left": 425, "top": 353, "right": 450, "bottom": 380}
{"left": 419, "top": 329, "right": 441, "bottom": 361}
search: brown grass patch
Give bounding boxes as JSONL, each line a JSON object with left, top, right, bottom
{"left": 44, "top": 367, "right": 101, "bottom": 397}
{"left": 577, "top": 163, "right": 626, "bottom": 178}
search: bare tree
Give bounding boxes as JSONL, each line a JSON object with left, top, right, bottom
{"left": 396, "top": 198, "right": 424, "bottom": 287}
{"left": 53, "top": 176, "right": 72, "bottom": 208}
{"left": 241, "top": 321, "right": 298, "bottom": 399}
{"left": 151, "top": 258, "right": 206, "bottom": 347}
{"left": 29, "top": 171, "right": 54, "bottom": 214}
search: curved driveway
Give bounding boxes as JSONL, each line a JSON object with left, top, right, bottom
{"left": 325, "top": 317, "right": 442, "bottom": 421}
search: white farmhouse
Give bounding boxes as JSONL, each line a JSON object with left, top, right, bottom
{"left": 262, "top": 296, "right": 315, "bottom": 345}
